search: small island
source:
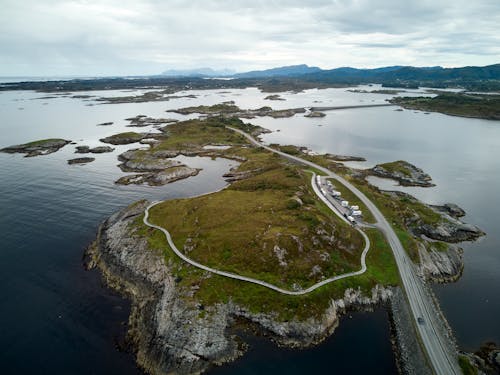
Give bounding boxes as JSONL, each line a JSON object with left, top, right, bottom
{"left": 1, "top": 138, "right": 71, "bottom": 157}
{"left": 168, "top": 102, "right": 306, "bottom": 118}
{"left": 390, "top": 93, "right": 500, "bottom": 120}
{"left": 75, "top": 145, "right": 114, "bottom": 154}
{"left": 99, "top": 132, "right": 148, "bottom": 145}
{"left": 304, "top": 111, "right": 326, "bottom": 118}
{"left": 367, "top": 160, "right": 435, "bottom": 187}
{"left": 264, "top": 94, "right": 285, "bottom": 101}
{"left": 68, "top": 157, "right": 95, "bottom": 165}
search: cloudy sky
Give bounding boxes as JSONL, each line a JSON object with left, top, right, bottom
{"left": 1, "top": 0, "right": 499, "bottom": 76}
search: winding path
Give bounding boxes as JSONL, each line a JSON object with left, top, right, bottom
{"left": 143, "top": 184, "right": 371, "bottom": 295}
{"left": 228, "top": 126, "right": 460, "bottom": 374}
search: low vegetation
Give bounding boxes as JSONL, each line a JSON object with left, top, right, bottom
{"left": 458, "top": 355, "right": 478, "bottom": 375}
{"left": 376, "top": 160, "right": 413, "bottom": 177}
{"left": 391, "top": 93, "right": 500, "bottom": 120}
{"left": 345, "top": 175, "right": 442, "bottom": 261}
{"left": 147, "top": 145, "right": 364, "bottom": 290}
{"left": 125, "top": 116, "right": 402, "bottom": 320}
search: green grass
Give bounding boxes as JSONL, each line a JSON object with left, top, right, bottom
{"left": 148, "top": 164, "right": 364, "bottom": 290}
{"left": 133, "top": 213, "right": 399, "bottom": 321}
{"left": 458, "top": 355, "right": 478, "bottom": 375}
{"left": 377, "top": 161, "right": 413, "bottom": 177}
{"left": 24, "top": 138, "right": 67, "bottom": 146}
{"left": 111, "top": 131, "right": 142, "bottom": 138}
{"left": 172, "top": 103, "right": 241, "bottom": 114}
{"left": 123, "top": 116, "right": 421, "bottom": 321}
{"left": 156, "top": 117, "right": 259, "bottom": 151}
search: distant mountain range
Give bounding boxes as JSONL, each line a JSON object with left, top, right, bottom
{"left": 232, "top": 64, "right": 321, "bottom": 78}
{"left": 161, "top": 67, "right": 235, "bottom": 77}
{"left": 159, "top": 64, "right": 500, "bottom": 87}
{"left": 302, "top": 64, "right": 500, "bottom": 84}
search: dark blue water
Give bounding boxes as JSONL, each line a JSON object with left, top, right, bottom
{"left": 211, "top": 309, "right": 396, "bottom": 375}
{"left": 0, "top": 89, "right": 397, "bottom": 374}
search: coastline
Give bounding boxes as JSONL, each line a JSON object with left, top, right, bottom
{"left": 86, "top": 200, "right": 396, "bottom": 374}
{"left": 86, "top": 186, "right": 472, "bottom": 374}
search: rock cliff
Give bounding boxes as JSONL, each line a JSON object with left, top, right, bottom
{"left": 86, "top": 201, "right": 394, "bottom": 374}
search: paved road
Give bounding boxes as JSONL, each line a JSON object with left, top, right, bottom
{"left": 143, "top": 193, "right": 371, "bottom": 296}
{"left": 228, "top": 126, "right": 460, "bottom": 375}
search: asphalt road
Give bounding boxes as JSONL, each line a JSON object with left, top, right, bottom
{"left": 228, "top": 126, "right": 460, "bottom": 375}
{"left": 143, "top": 173, "right": 372, "bottom": 296}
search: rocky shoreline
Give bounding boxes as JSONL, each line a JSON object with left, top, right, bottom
{"left": 368, "top": 160, "right": 435, "bottom": 187}
{"left": 85, "top": 191, "right": 482, "bottom": 374}
{"left": 86, "top": 201, "right": 394, "bottom": 374}
{"left": 1, "top": 138, "right": 71, "bottom": 157}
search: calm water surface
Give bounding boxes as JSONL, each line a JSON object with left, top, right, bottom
{"left": 1, "top": 85, "right": 497, "bottom": 374}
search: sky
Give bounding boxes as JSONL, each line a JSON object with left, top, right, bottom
{"left": 1, "top": 0, "right": 499, "bottom": 77}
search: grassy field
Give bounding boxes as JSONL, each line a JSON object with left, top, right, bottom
{"left": 376, "top": 160, "right": 413, "bottom": 177}
{"left": 133, "top": 214, "right": 399, "bottom": 320}
{"left": 126, "top": 117, "right": 410, "bottom": 320}
{"left": 148, "top": 159, "right": 364, "bottom": 290}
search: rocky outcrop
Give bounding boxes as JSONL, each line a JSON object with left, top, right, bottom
{"left": 116, "top": 167, "right": 200, "bottom": 186}
{"left": 1, "top": 138, "right": 71, "bottom": 157}
{"left": 304, "top": 111, "right": 326, "bottom": 118}
{"left": 86, "top": 201, "right": 242, "bottom": 375}
{"left": 369, "top": 161, "right": 435, "bottom": 187}
{"left": 118, "top": 149, "right": 184, "bottom": 172}
{"left": 232, "top": 285, "right": 392, "bottom": 348}
{"left": 126, "top": 115, "right": 178, "bottom": 127}
{"left": 87, "top": 202, "right": 396, "bottom": 374}
{"left": 264, "top": 94, "right": 285, "bottom": 101}
{"left": 75, "top": 145, "right": 115, "bottom": 154}
{"left": 464, "top": 342, "right": 500, "bottom": 375}
{"left": 67, "top": 157, "right": 95, "bottom": 165}
{"left": 412, "top": 216, "right": 484, "bottom": 243}
{"left": 326, "top": 154, "right": 366, "bottom": 162}
{"left": 384, "top": 192, "right": 485, "bottom": 243}
{"left": 100, "top": 132, "right": 147, "bottom": 145}
{"left": 417, "top": 242, "right": 464, "bottom": 283}
{"left": 430, "top": 203, "right": 466, "bottom": 218}
{"left": 223, "top": 167, "right": 261, "bottom": 182}
{"left": 266, "top": 108, "right": 306, "bottom": 118}
{"left": 168, "top": 103, "right": 306, "bottom": 119}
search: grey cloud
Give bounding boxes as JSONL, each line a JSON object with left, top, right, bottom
{"left": 0, "top": 0, "right": 499, "bottom": 76}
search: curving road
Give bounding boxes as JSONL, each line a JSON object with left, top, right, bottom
{"left": 144, "top": 199, "right": 370, "bottom": 296}
{"left": 227, "top": 126, "right": 460, "bottom": 375}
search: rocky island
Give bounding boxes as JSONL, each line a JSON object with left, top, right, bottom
{"left": 75, "top": 145, "right": 115, "bottom": 154}
{"left": 1, "top": 138, "right": 71, "bottom": 157}
{"left": 367, "top": 160, "right": 435, "bottom": 187}
{"left": 85, "top": 115, "right": 485, "bottom": 374}
{"left": 100, "top": 132, "right": 150, "bottom": 145}
{"left": 264, "top": 94, "right": 285, "bottom": 101}
{"left": 390, "top": 93, "right": 500, "bottom": 120}
{"left": 168, "top": 102, "right": 306, "bottom": 119}
{"left": 304, "top": 111, "right": 326, "bottom": 118}
{"left": 68, "top": 157, "right": 95, "bottom": 165}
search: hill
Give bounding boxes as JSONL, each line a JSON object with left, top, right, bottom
{"left": 234, "top": 64, "right": 321, "bottom": 78}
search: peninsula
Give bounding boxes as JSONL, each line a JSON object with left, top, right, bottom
{"left": 85, "top": 115, "right": 484, "bottom": 374}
